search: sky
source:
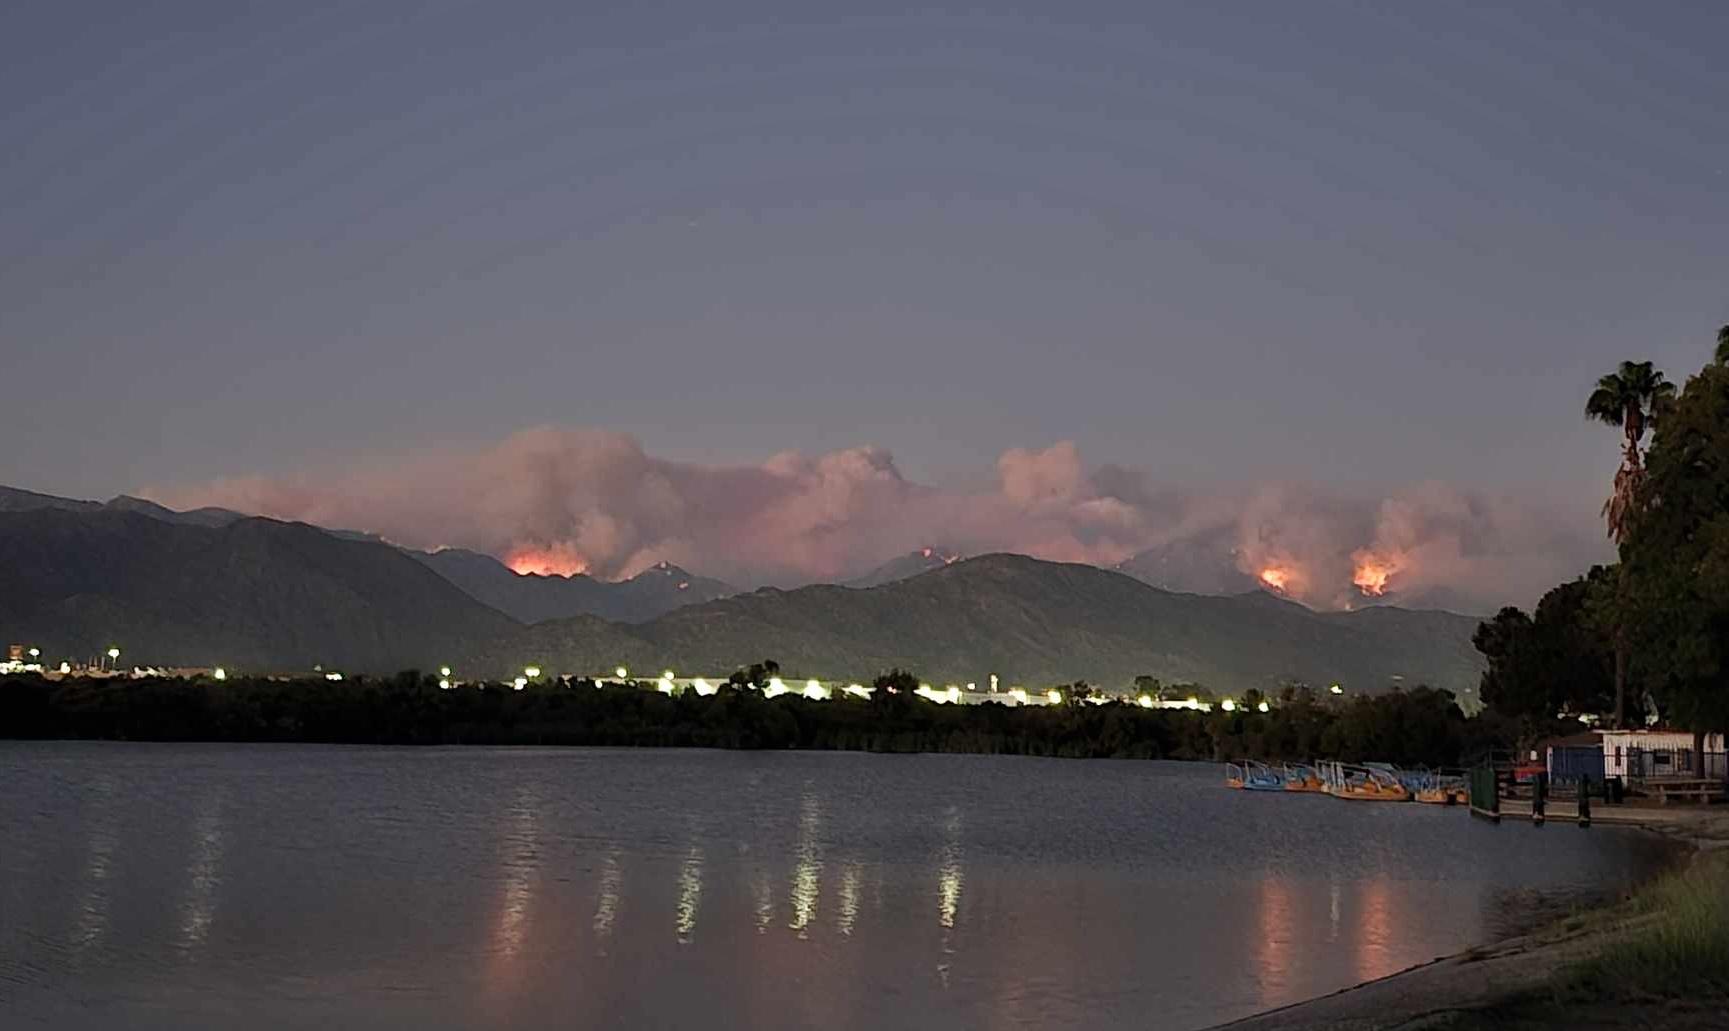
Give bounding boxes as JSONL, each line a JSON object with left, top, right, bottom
{"left": 3, "top": 2, "right": 1726, "bottom": 601}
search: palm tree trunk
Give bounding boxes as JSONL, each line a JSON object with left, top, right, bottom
{"left": 1612, "top": 627, "right": 1628, "bottom": 729}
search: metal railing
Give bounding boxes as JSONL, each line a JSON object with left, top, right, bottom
{"left": 1623, "top": 748, "right": 1728, "bottom": 785}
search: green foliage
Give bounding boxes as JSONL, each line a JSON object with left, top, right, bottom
{"left": 1472, "top": 570, "right": 1615, "bottom": 723}
{"left": 1623, "top": 359, "right": 1729, "bottom": 738}
{"left": 0, "top": 671, "right": 1492, "bottom": 767}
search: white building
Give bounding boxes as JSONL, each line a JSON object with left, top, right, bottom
{"left": 1598, "top": 729, "right": 1726, "bottom": 780}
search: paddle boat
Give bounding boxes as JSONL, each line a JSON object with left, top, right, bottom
{"left": 1280, "top": 762, "right": 1326, "bottom": 792}
{"left": 1224, "top": 760, "right": 1285, "bottom": 791}
{"left": 1319, "top": 760, "right": 1411, "bottom": 802}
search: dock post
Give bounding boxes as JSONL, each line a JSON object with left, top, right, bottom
{"left": 1577, "top": 778, "right": 1591, "bottom": 828}
{"left": 1532, "top": 772, "right": 1546, "bottom": 826}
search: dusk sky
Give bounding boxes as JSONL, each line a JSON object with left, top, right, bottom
{"left": 4, "top": 2, "right": 1726, "bottom": 598}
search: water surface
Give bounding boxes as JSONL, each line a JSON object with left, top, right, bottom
{"left": 0, "top": 744, "right": 1669, "bottom": 1029}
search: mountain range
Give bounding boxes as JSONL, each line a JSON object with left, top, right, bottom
{"left": 0, "top": 485, "right": 1489, "bottom": 694}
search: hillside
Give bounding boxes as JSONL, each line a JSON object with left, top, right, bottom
{"left": 0, "top": 508, "right": 523, "bottom": 672}
{"left": 411, "top": 548, "right": 734, "bottom": 623}
{"left": 1115, "top": 526, "right": 1259, "bottom": 596}
{"left": 845, "top": 547, "right": 963, "bottom": 588}
{"left": 498, "top": 554, "right": 1487, "bottom": 694}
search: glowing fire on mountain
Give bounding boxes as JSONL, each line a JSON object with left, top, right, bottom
{"left": 1258, "top": 567, "right": 1291, "bottom": 593}
{"left": 1351, "top": 551, "right": 1400, "bottom": 597}
{"left": 505, "top": 544, "right": 589, "bottom": 577}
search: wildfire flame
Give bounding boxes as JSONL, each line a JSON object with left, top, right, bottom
{"left": 1351, "top": 551, "right": 1399, "bottom": 597}
{"left": 505, "top": 544, "right": 589, "bottom": 578}
{"left": 1258, "top": 567, "right": 1291, "bottom": 593}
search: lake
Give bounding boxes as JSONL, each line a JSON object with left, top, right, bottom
{"left": 0, "top": 743, "right": 1671, "bottom": 1030}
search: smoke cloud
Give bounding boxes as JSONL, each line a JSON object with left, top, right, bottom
{"left": 149, "top": 426, "right": 1604, "bottom": 611}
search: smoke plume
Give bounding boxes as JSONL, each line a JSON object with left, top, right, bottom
{"left": 148, "top": 426, "right": 1603, "bottom": 611}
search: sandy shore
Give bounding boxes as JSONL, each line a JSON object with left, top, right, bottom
{"left": 1206, "top": 805, "right": 1729, "bottom": 1031}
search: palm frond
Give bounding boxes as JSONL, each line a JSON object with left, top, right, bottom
{"left": 1585, "top": 382, "right": 1626, "bottom": 424}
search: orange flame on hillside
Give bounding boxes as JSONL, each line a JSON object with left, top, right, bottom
{"left": 1259, "top": 567, "right": 1291, "bottom": 593}
{"left": 1351, "top": 551, "right": 1400, "bottom": 597}
{"left": 505, "top": 544, "right": 589, "bottom": 578}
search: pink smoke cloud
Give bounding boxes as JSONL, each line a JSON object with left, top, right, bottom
{"left": 146, "top": 426, "right": 1604, "bottom": 610}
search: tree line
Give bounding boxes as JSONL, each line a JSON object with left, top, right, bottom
{"left": 1474, "top": 326, "right": 1729, "bottom": 764}
{"left": 0, "top": 669, "right": 1486, "bottom": 767}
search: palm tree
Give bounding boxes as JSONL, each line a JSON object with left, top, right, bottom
{"left": 1584, "top": 360, "right": 1675, "bottom": 728}
{"left": 1585, "top": 360, "right": 1675, "bottom": 545}
{"left": 1716, "top": 324, "right": 1728, "bottom": 366}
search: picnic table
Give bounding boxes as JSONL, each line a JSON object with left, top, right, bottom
{"left": 1647, "top": 778, "right": 1727, "bottom": 805}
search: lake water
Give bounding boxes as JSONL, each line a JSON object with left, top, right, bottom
{"left": 0, "top": 744, "right": 1672, "bottom": 1030}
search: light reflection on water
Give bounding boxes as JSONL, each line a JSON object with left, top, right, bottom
{"left": 70, "top": 773, "right": 118, "bottom": 953}
{"left": 177, "top": 787, "right": 226, "bottom": 951}
{"left": 788, "top": 789, "right": 823, "bottom": 936}
{"left": 593, "top": 847, "right": 622, "bottom": 939}
{"left": 676, "top": 844, "right": 702, "bottom": 943}
{"left": 0, "top": 745, "right": 1678, "bottom": 1031}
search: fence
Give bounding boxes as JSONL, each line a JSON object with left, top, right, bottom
{"left": 1623, "top": 748, "right": 1728, "bottom": 786}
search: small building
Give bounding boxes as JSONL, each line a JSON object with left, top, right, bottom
{"left": 1543, "top": 731, "right": 1606, "bottom": 785}
{"left": 1598, "top": 729, "right": 1726, "bottom": 781}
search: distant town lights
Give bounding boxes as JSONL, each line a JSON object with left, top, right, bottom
{"left": 1047, "top": 689, "right": 1062, "bottom": 705}
{"left": 615, "top": 666, "right": 629, "bottom": 679}
{"left": 1258, "top": 701, "right": 1271, "bottom": 713}
{"left": 1220, "top": 699, "right": 1237, "bottom": 712}
{"left": 439, "top": 666, "right": 451, "bottom": 678}
{"left": 1330, "top": 684, "right": 1344, "bottom": 695}
{"left": 524, "top": 666, "right": 542, "bottom": 679}
{"left": 213, "top": 667, "right": 227, "bottom": 681}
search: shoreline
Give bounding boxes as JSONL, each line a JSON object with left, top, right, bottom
{"left": 1207, "top": 807, "right": 1729, "bottom": 1031}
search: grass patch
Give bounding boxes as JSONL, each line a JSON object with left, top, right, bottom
{"left": 1558, "top": 850, "right": 1729, "bottom": 1002}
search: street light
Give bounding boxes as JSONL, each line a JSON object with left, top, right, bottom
{"left": 439, "top": 666, "right": 451, "bottom": 678}
{"left": 1329, "top": 684, "right": 1344, "bottom": 695}
{"left": 27, "top": 648, "right": 39, "bottom": 659}
{"left": 615, "top": 666, "right": 629, "bottom": 679}
{"left": 106, "top": 647, "right": 120, "bottom": 671}
{"left": 524, "top": 666, "right": 542, "bottom": 679}
{"left": 213, "top": 667, "right": 227, "bottom": 681}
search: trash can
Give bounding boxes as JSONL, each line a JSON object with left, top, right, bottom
{"left": 1607, "top": 776, "right": 1624, "bottom": 804}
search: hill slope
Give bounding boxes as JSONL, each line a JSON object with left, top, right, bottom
{"left": 845, "top": 547, "right": 963, "bottom": 588}
{"left": 502, "top": 554, "right": 1486, "bottom": 694}
{"left": 0, "top": 509, "right": 525, "bottom": 672}
{"left": 411, "top": 548, "right": 734, "bottom": 624}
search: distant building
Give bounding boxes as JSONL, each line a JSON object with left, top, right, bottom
{"left": 1598, "top": 728, "right": 1727, "bottom": 781}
